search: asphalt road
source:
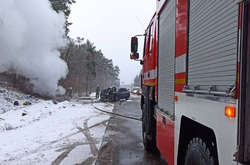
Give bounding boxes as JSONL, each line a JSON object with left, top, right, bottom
{"left": 95, "top": 96, "right": 166, "bottom": 165}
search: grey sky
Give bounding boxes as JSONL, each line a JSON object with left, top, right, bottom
{"left": 69, "top": 0, "right": 155, "bottom": 85}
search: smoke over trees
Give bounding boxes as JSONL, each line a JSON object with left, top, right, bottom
{"left": 0, "top": 0, "right": 68, "bottom": 96}
{"left": 0, "top": 0, "right": 119, "bottom": 97}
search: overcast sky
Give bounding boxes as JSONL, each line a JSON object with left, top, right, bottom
{"left": 69, "top": 0, "right": 155, "bottom": 85}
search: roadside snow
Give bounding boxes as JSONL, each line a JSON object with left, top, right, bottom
{"left": 60, "top": 145, "right": 92, "bottom": 165}
{"left": 130, "top": 94, "right": 141, "bottom": 99}
{"left": 92, "top": 102, "right": 113, "bottom": 113}
{"left": 0, "top": 96, "right": 113, "bottom": 165}
{"left": 0, "top": 88, "right": 39, "bottom": 115}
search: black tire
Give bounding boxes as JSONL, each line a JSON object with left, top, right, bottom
{"left": 142, "top": 89, "right": 157, "bottom": 152}
{"left": 184, "top": 138, "right": 214, "bottom": 165}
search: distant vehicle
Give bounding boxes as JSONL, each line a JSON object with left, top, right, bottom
{"left": 131, "top": 87, "right": 142, "bottom": 95}
{"left": 100, "top": 87, "right": 130, "bottom": 102}
{"left": 100, "top": 87, "right": 116, "bottom": 102}
{"left": 115, "top": 88, "right": 130, "bottom": 100}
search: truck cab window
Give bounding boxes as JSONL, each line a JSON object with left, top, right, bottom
{"left": 145, "top": 28, "right": 150, "bottom": 56}
{"left": 143, "top": 33, "right": 147, "bottom": 57}
{"left": 149, "top": 24, "right": 154, "bottom": 53}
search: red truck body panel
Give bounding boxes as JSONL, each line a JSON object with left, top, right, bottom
{"left": 139, "top": 0, "right": 247, "bottom": 164}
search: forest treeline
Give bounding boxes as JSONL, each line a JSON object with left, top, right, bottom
{"left": 60, "top": 38, "right": 120, "bottom": 95}
{"left": 50, "top": 0, "right": 120, "bottom": 95}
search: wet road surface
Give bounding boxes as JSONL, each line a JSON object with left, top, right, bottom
{"left": 95, "top": 97, "right": 166, "bottom": 165}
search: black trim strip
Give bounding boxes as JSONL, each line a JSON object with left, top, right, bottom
{"left": 186, "top": 0, "right": 190, "bottom": 86}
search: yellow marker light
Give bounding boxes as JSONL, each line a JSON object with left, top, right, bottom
{"left": 225, "top": 106, "right": 236, "bottom": 118}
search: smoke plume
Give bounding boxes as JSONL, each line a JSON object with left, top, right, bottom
{"left": 0, "top": 0, "right": 68, "bottom": 96}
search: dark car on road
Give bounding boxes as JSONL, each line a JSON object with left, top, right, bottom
{"left": 100, "top": 87, "right": 130, "bottom": 102}
{"left": 116, "top": 88, "right": 130, "bottom": 100}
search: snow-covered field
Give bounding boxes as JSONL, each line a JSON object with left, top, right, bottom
{"left": 0, "top": 89, "right": 113, "bottom": 165}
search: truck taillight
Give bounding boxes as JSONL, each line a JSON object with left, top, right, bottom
{"left": 225, "top": 105, "right": 236, "bottom": 118}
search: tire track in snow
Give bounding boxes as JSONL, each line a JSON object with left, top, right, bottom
{"left": 76, "top": 156, "right": 95, "bottom": 165}
{"left": 51, "top": 119, "right": 108, "bottom": 165}
{"left": 50, "top": 103, "right": 113, "bottom": 165}
{"left": 78, "top": 120, "right": 99, "bottom": 157}
{"left": 2, "top": 119, "right": 109, "bottom": 164}
{"left": 51, "top": 147, "right": 74, "bottom": 165}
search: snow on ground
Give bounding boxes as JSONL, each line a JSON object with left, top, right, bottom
{"left": 92, "top": 102, "right": 113, "bottom": 113}
{"left": 75, "top": 93, "right": 97, "bottom": 104}
{"left": 0, "top": 88, "right": 39, "bottom": 115}
{"left": 89, "top": 93, "right": 96, "bottom": 98}
{"left": 0, "top": 90, "right": 113, "bottom": 165}
{"left": 129, "top": 94, "right": 141, "bottom": 99}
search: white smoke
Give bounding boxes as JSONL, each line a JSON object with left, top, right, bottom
{"left": 0, "top": 0, "right": 68, "bottom": 96}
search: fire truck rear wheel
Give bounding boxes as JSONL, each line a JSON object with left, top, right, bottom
{"left": 184, "top": 138, "right": 214, "bottom": 165}
{"left": 142, "top": 100, "right": 157, "bottom": 153}
{"left": 142, "top": 117, "right": 157, "bottom": 152}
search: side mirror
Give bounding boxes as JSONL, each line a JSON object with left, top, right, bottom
{"left": 130, "top": 37, "right": 139, "bottom": 60}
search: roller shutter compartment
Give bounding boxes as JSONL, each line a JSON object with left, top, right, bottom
{"left": 158, "top": 0, "right": 176, "bottom": 117}
{"left": 188, "top": 0, "right": 239, "bottom": 92}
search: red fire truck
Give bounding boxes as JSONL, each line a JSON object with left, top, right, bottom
{"left": 130, "top": 0, "right": 250, "bottom": 164}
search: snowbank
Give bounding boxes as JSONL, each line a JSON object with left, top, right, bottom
{"left": 0, "top": 96, "right": 113, "bottom": 165}
{"left": 0, "top": 88, "right": 39, "bottom": 115}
